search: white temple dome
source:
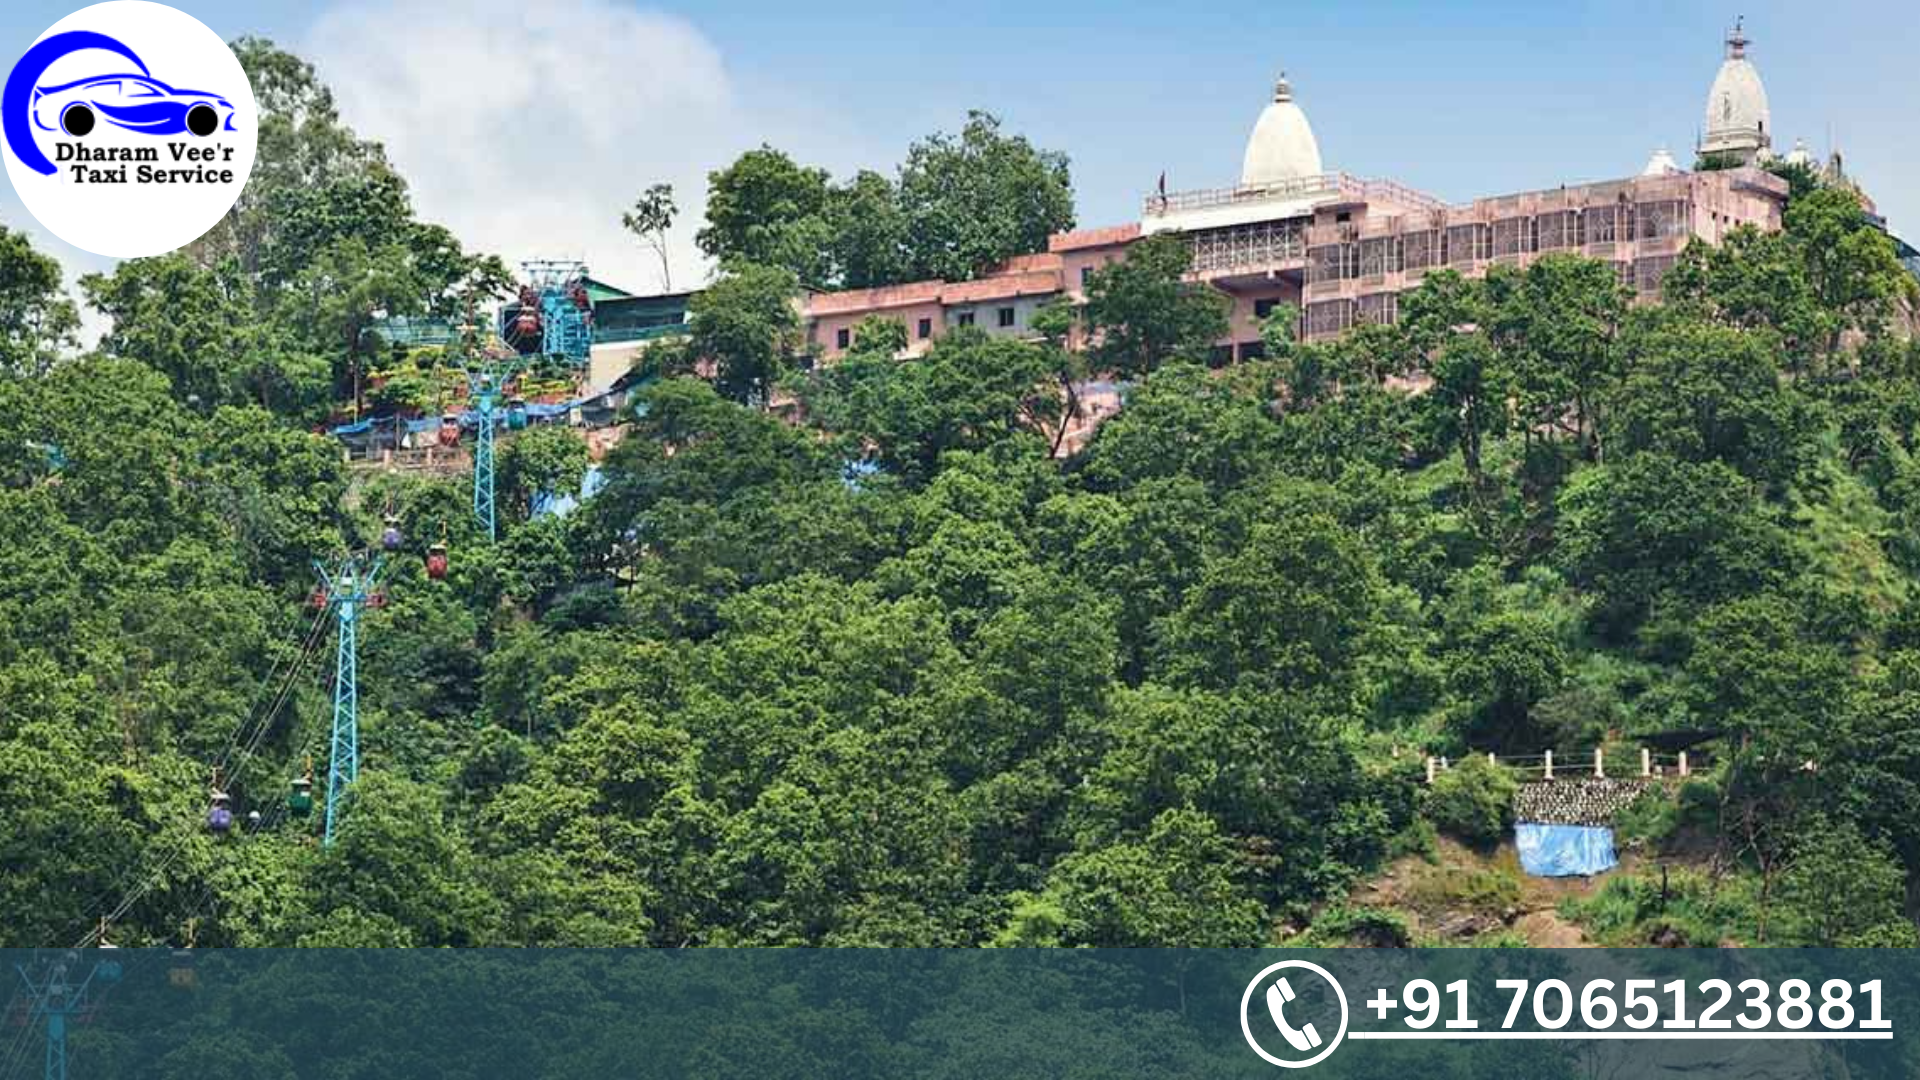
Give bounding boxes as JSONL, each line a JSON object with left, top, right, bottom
{"left": 1642, "top": 147, "right": 1682, "bottom": 176}
{"left": 1240, "top": 72, "right": 1324, "bottom": 187}
{"left": 1700, "top": 20, "right": 1771, "bottom": 161}
{"left": 1785, "top": 138, "right": 1814, "bottom": 167}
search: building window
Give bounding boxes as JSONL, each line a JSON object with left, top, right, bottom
{"left": 1636, "top": 200, "right": 1688, "bottom": 241}
{"left": 1254, "top": 298, "right": 1277, "bottom": 320}
{"left": 957, "top": 311, "right": 975, "bottom": 327}
{"left": 917, "top": 318, "right": 932, "bottom": 339}
{"left": 1401, "top": 229, "right": 1440, "bottom": 271}
{"left": 1491, "top": 217, "right": 1530, "bottom": 257}
{"left": 1309, "top": 244, "right": 1348, "bottom": 285}
{"left": 1080, "top": 266, "right": 1093, "bottom": 287}
{"left": 1359, "top": 237, "right": 1397, "bottom": 277}
{"left": 1357, "top": 292, "right": 1398, "bottom": 327}
{"left": 1306, "top": 299, "right": 1353, "bottom": 338}
{"left": 835, "top": 327, "right": 850, "bottom": 349}
{"left": 1589, "top": 205, "right": 1628, "bottom": 245}
{"left": 1636, "top": 255, "right": 1677, "bottom": 295}
{"left": 997, "top": 307, "right": 1016, "bottom": 328}
{"left": 1447, "top": 224, "right": 1488, "bottom": 265}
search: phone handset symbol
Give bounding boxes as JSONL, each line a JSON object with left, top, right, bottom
{"left": 1265, "top": 977, "right": 1323, "bottom": 1053}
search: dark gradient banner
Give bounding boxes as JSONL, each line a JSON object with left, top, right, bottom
{"left": 3, "top": 949, "right": 1916, "bottom": 1078}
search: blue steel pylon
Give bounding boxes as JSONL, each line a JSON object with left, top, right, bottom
{"left": 15, "top": 952, "right": 120, "bottom": 1080}
{"left": 313, "top": 554, "right": 384, "bottom": 845}
{"left": 470, "top": 370, "right": 499, "bottom": 542}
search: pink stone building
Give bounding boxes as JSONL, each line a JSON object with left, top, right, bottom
{"left": 800, "top": 24, "right": 1831, "bottom": 360}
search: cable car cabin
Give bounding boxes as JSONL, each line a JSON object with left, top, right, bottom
{"left": 168, "top": 950, "right": 196, "bottom": 989}
{"left": 94, "top": 958, "right": 123, "bottom": 985}
{"left": 309, "top": 587, "right": 329, "bottom": 610}
{"left": 288, "top": 775, "right": 313, "bottom": 818}
{"left": 513, "top": 311, "right": 540, "bottom": 338}
{"left": 381, "top": 516, "right": 403, "bottom": 551}
{"left": 506, "top": 398, "right": 529, "bottom": 431}
{"left": 438, "top": 415, "right": 462, "bottom": 447}
{"left": 425, "top": 543, "right": 449, "bottom": 581}
{"left": 207, "top": 790, "right": 233, "bottom": 834}
{"left": 366, "top": 591, "right": 389, "bottom": 610}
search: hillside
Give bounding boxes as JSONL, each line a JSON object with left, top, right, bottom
{"left": 2, "top": 38, "right": 1920, "bottom": 954}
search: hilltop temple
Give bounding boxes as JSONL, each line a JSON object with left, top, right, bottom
{"left": 796, "top": 21, "right": 1872, "bottom": 362}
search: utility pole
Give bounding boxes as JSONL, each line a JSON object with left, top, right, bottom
{"left": 15, "top": 951, "right": 121, "bottom": 1080}
{"left": 313, "top": 553, "right": 385, "bottom": 845}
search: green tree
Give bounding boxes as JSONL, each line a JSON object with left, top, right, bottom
{"left": 83, "top": 254, "right": 252, "bottom": 409}
{"left": 672, "top": 264, "right": 804, "bottom": 408}
{"left": 829, "top": 170, "right": 909, "bottom": 289}
{"left": 1776, "top": 818, "right": 1912, "bottom": 946}
{"left": 1079, "top": 362, "right": 1279, "bottom": 493}
{"left": 622, "top": 182, "right": 678, "bottom": 291}
{"left": 1611, "top": 317, "right": 1811, "bottom": 487}
{"left": 697, "top": 147, "right": 835, "bottom": 285}
{"left": 1556, "top": 454, "right": 1791, "bottom": 637}
{"left": 1425, "top": 754, "right": 1518, "bottom": 847}
{"left": 1084, "top": 234, "right": 1228, "bottom": 377}
{"left": 499, "top": 425, "right": 591, "bottom": 523}
{"left": 1159, "top": 485, "right": 1381, "bottom": 694}
{"left": 1037, "top": 807, "right": 1266, "bottom": 947}
{"left": 0, "top": 224, "right": 77, "bottom": 376}
{"left": 1485, "top": 254, "right": 1627, "bottom": 460}
{"left": 1402, "top": 270, "right": 1506, "bottom": 483}
{"left": 898, "top": 111, "right": 1075, "bottom": 282}
{"left": 800, "top": 327, "right": 1055, "bottom": 481}
{"left": 1782, "top": 185, "right": 1909, "bottom": 356}
{"left": 1660, "top": 224, "right": 1830, "bottom": 367}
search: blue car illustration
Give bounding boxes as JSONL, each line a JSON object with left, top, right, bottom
{"left": 31, "top": 73, "right": 234, "bottom": 138}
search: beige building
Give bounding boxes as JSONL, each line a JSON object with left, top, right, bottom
{"left": 802, "top": 22, "right": 1824, "bottom": 359}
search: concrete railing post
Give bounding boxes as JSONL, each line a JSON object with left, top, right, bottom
{"left": 1594, "top": 747, "right": 1605, "bottom": 778}
{"left": 1543, "top": 749, "right": 1554, "bottom": 781}
{"left": 1425, "top": 756, "right": 1436, "bottom": 784}
{"left": 1678, "top": 751, "right": 1689, "bottom": 778}
{"left": 1641, "top": 747, "right": 1652, "bottom": 777}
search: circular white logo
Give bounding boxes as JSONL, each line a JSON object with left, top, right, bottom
{"left": 1239, "top": 960, "right": 1350, "bottom": 1069}
{"left": 2, "top": 1, "right": 256, "bottom": 257}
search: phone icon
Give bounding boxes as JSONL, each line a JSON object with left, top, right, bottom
{"left": 1265, "top": 976, "right": 1323, "bottom": 1053}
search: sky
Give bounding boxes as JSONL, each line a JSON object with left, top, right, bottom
{"left": 3, "top": 0, "right": 1915, "bottom": 318}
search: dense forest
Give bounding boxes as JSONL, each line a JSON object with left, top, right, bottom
{"left": 2, "top": 38, "right": 1919, "bottom": 954}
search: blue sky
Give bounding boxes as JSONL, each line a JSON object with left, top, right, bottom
{"left": 3, "top": 0, "right": 1914, "bottom": 305}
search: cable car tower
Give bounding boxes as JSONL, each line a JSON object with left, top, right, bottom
{"left": 311, "top": 553, "right": 386, "bottom": 845}
{"left": 455, "top": 315, "right": 527, "bottom": 542}
{"left": 504, "top": 259, "right": 593, "bottom": 368}
{"left": 14, "top": 949, "right": 120, "bottom": 1080}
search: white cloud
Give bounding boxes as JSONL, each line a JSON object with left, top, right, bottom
{"left": 305, "top": 0, "right": 871, "bottom": 297}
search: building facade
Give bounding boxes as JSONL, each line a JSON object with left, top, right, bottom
{"left": 801, "top": 22, "right": 1835, "bottom": 360}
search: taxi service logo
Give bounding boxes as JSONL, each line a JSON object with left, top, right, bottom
{"left": 2, "top": 2, "right": 256, "bottom": 257}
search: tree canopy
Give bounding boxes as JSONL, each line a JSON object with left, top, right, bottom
{"left": 2, "top": 42, "right": 1917, "bottom": 961}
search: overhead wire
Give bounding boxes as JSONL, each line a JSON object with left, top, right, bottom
{"left": 67, "top": 603, "right": 332, "bottom": 948}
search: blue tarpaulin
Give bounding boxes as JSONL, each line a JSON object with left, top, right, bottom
{"left": 532, "top": 465, "right": 606, "bottom": 520}
{"left": 1515, "top": 823, "right": 1617, "bottom": 877}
